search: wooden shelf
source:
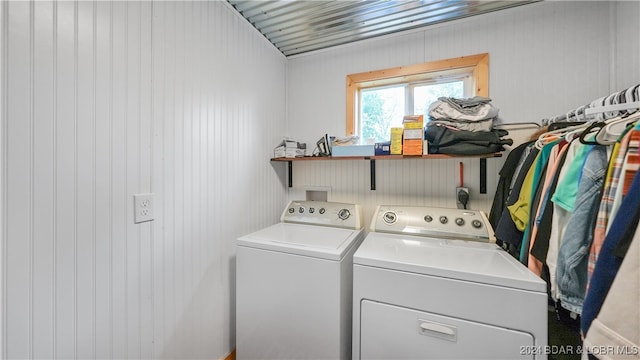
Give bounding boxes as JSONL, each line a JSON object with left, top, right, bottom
{"left": 270, "top": 153, "right": 502, "bottom": 162}
{"left": 270, "top": 153, "right": 503, "bottom": 192}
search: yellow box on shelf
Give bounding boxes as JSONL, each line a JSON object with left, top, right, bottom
{"left": 390, "top": 127, "right": 403, "bottom": 155}
{"left": 403, "top": 114, "right": 424, "bottom": 129}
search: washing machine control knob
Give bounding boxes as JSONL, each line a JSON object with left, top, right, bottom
{"left": 338, "top": 208, "right": 351, "bottom": 220}
{"left": 424, "top": 215, "right": 433, "bottom": 222}
{"left": 472, "top": 219, "right": 483, "bottom": 229}
{"left": 298, "top": 207, "right": 305, "bottom": 213}
{"left": 383, "top": 211, "right": 397, "bottom": 224}
{"left": 309, "top": 207, "right": 315, "bottom": 214}
{"left": 319, "top": 208, "right": 325, "bottom": 214}
{"left": 439, "top": 216, "right": 448, "bottom": 224}
{"left": 455, "top": 217, "right": 465, "bottom": 226}
{"left": 288, "top": 207, "right": 295, "bottom": 214}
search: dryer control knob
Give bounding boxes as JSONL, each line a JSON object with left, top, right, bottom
{"left": 288, "top": 208, "right": 295, "bottom": 214}
{"left": 338, "top": 209, "right": 351, "bottom": 220}
{"left": 309, "top": 207, "right": 315, "bottom": 214}
{"left": 472, "top": 219, "right": 483, "bottom": 229}
{"left": 424, "top": 215, "right": 433, "bottom": 222}
{"left": 319, "top": 208, "right": 326, "bottom": 214}
{"left": 383, "top": 211, "right": 397, "bottom": 224}
{"left": 439, "top": 216, "right": 448, "bottom": 224}
{"left": 455, "top": 218, "right": 465, "bottom": 226}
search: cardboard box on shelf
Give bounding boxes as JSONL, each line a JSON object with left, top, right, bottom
{"left": 274, "top": 139, "right": 306, "bottom": 158}
{"left": 403, "top": 128, "right": 422, "bottom": 140}
{"left": 402, "top": 139, "right": 423, "bottom": 155}
{"left": 403, "top": 115, "right": 424, "bottom": 129}
{"left": 375, "top": 142, "right": 391, "bottom": 155}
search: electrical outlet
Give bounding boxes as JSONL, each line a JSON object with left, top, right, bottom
{"left": 456, "top": 187, "right": 470, "bottom": 209}
{"left": 134, "top": 193, "right": 154, "bottom": 223}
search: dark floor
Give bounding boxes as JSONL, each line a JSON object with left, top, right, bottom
{"left": 548, "top": 307, "right": 582, "bottom": 360}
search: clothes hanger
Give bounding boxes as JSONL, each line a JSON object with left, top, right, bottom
{"left": 598, "top": 93, "right": 619, "bottom": 121}
{"left": 535, "top": 121, "right": 588, "bottom": 149}
{"left": 629, "top": 84, "right": 640, "bottom": 114}
{"left": 591, "top": 86, "right": 640, "bottom": 144}
{"left": 594, "top": 114, "right": 625, "bottom": 145}
{"left": 595, "top": 111, "right": 640, "bottom": 145}
{"left": 573, "top": 105, "right": 590, "bottom": 123}
{"left": 579, "top": 121, "right": 607, "bottom": 145}
{"left": 587, "top": 96, "right": 607, "bottom": 121}
{"left": 562, "top": 109, "right": 587, "bottom": 141}
{"left": 579, "top": 95, "right": 621, "bottom": 144}
{"left": 585, "top": 93, "right": 621, "bottom": 144}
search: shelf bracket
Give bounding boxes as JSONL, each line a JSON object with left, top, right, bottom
{"left": 479, "top": 158, "right": 487, "bottom": 194}
{"left": 273, "top": 154, "right": 497, "bottom": 193}
{"left": 370, "top": 159, "right": 376, "bottom": 190}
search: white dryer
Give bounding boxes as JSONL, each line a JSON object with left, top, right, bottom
{"left": 353, "top": 205, "right": 548, "bottom": 360}
{"left": 236, "top": 200, "right": 365, "bottom": 360}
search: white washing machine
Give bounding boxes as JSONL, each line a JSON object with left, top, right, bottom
{"left": 236, "top": 200, "right": 365, "bottom": 360}
{"left": 353, "top": 205, "right": 548, "bottom": 360}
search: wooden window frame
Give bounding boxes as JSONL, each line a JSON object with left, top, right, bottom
{"left": 345, "top": 53, "right": 489, "bottom": 135}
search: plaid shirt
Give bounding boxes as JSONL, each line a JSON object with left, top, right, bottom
{"left": 621, "top": 129, "right": 640, "bottom": 197}
{"left": 587, "top": 128, "right": 634, "bottom": 286}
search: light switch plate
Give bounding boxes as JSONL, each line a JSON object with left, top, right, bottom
{"left": 134, "top": 193, "right": 154, "bottom": 223}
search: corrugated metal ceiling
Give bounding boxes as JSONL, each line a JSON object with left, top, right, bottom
{"left": 228, "top": 0, "right": 538, "bottom": 57}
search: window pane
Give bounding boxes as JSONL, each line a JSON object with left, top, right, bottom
{"left": 360, "top": 86, "right": 405, "bottom": 143}
{"left": 347, "top": 54, "right": 489, "bottom": 137}
{"left": 413, "top": 81, "right": 464, "bottom": 116}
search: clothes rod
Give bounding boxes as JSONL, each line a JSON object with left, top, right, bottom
{"left": 584, "top": 101, "right": 640, "bottom": 115}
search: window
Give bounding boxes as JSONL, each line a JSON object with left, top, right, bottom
{"left": 346, "top": 53, "right": 489, "bottom": 142}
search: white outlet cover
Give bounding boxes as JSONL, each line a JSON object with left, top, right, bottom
{"left": 134, "top": 193, "right": 154, "bottom": 223}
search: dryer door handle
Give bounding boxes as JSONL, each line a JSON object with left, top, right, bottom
{"left": 418, "top": 319, "right": 457, "bottom": 342}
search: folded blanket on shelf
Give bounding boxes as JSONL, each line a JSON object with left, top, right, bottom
{"left": 425, "top": 123, "right": 512, "bottom": 155}
{"left": 428, "top": 96, "right": 499, "bottom": 132}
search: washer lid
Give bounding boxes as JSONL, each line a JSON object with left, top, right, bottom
{"left": 237, "top": 222, "right": 364, "bottom": 261}
{"left": 354, "top": 232, "right": 546, "bottom": 292}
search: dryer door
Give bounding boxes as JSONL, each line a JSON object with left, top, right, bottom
{"left": 359, "top": 300, "right": 535, "bottom": 359}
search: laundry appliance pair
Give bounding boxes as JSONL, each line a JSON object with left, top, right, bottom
{"left": 236, "top": 201, "right": 547, "bottom": 360}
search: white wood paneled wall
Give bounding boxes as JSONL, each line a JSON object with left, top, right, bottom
{"left": 612, "top": 1, "right": 640, "bottom": 90}
{"left": 287, "top": 157, "right": 501, "bottom": 231}
{"left": 286, "top": 1, "right": 640, "bottom": 228}
{"left": 2, "top": 0, "right": 639, "bottom": 358}
{"left": 1, "top": 1, "right": 287, "bottom": 359}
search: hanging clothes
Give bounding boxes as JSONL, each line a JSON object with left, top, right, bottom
{"left": 582, "top": 222, "right": 640, "bottom": 359}
{"left": 581, "top": 162, "right": 640, "bottom": 335}
{"left": 515, "top": 140, "right": 560, "bottom": 264}
{"left": 528, "top": 140, "right": 570, "bottom": 275}
{"left": 588, "top": 128, "right": 633, "bottom": 285}
{"left": 489, "top": 141, "right": 533, "bottom": 229}
{"left": 490, "top": 86, "right": 640, "bottom": 359}
{"left": 555, "top": 144, "right": 608, "bottom": 314}
{"left": 494, "top": 146, "right": 540, "bottom": 256}
{"left": 550, "top": 138, "right": 594, "bottom": 212}
{"left": 507, "top": 150, "right": 545, "bottom": 232}
{"left": 529, "top": 141, "right": 569, "bottom": 256}
{"left": 546, "top": 138, "right": 587, "bottom": 302}
{"left": 607, "top": 125, "right": 640, "bottom": 230}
